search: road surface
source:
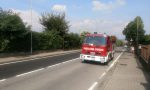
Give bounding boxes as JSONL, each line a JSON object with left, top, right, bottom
{"left": 0, "top": 48, "right": 123, "bottom": 90}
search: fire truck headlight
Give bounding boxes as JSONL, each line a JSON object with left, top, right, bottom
{"left": 80, "top": 55, "right": 85, "bottom": 59}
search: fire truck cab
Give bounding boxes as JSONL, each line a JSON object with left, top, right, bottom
{"left": 80, "top": 33, "right": 115, "bottom": 64}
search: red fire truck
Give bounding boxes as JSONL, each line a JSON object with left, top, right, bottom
{"left": 80, "top": 33, "right": 115, "bottom": 64}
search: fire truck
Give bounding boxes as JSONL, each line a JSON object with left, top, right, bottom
{"left": 80, "top": 33, "right": 115, "bottom": 64}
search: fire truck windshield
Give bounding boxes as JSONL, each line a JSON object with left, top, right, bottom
{"left": 84, "top": 36, "right": 106, "bottom": 46}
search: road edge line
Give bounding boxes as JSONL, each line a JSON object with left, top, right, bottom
{"left": 88, "top": 82, "right": 98, "bottom": 90}
{"left": 88, "top": 51, "right": 124, "bottom": 90}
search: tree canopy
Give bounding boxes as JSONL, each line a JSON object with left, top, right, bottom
{"left": 110, "top": 35, "right": 117, "bottom": 43}
{"left": 122, "top": 16, "right": 145, "bottom": 45}
{"left": 0, "top": 7, "right": 82, "bottom": 53}
{"left": 0, "top": 8, "right": 30, "bottom": 51}
{"left": 40, "top": 13, "right": 69, "bottom": 37}
{"left": 142, "top": 34, "right": 150, "bottom": 45}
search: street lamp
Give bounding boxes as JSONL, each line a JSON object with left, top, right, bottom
{"left": 137, "top": 18, "right": 139, "bottom": 46}
{"left": 30, "top": 0, "right": 33, "bottom": 55}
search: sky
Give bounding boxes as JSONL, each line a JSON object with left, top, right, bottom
{"left": 0, "top": 0, "right": 150, "bottom": 39}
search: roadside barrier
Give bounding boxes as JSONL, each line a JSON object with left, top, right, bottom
{"left": 140, "top": 45, "right": 150, "bottom": 70}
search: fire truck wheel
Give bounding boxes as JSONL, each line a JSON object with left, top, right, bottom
{"left": 104, "top": 61, "right": 108, "bottom": 65}
{"left": 111, "top": 53, "right": 114, "bottom": 60}
{"left": 81, "top": 60, "right": 85, "bottom": 63}
{"left": 108, "top": 54, "right": 112, "bottom": 61}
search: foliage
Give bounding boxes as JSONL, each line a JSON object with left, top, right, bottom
{"left": 40, "top": 31, "right": 63, "bottom": 50}
{"left": 64, "top": 33, "right": 81, "bottom": 49}
{"left": 80, "top": 31, "right": 90, "bottom": 37}
{"left": 116, "top": 40, "right": 124, "bottom": 46}
{"left": 40, "top": 13, "right": 81, "bottom": 50}
{"left": 31, "top": 31, "right": 42, "bottom": 50}
{"left": 40, "top": 13, "right": 69, "bottom": 37}
{"left": 142, "top": 34, "right": 150, "bottom": 45}
{"left": 0, "top": 7, "right": 81, "bottom": 53}
{"left": 110, "top": 35, "right": 117, "bottom": 43}
{"left": 80, "top": 31, "right": 90, "bottom": 43}
{"left": 0, "top": 8, "right": 30, "bottom": 51}
{"left": 122, "top": 16, "right": 145, "bottom": 45}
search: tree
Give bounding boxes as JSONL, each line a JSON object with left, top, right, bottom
{"left": 116, "top": 40, "right": 124, "bottom": 46}
{"left": 40, "top": 13, "right": 69, "bottom": 37}
{"left": 122, "top": 16, "right": 145, "bottom": 46}
{"left": 110, "top": 35, "right": 117, "bottom": 43}
{"left": 80, "top": 31, "right": 90, "bottom": 43}
{"left": 0, "top": 8, "right": 30, "bottom": 51}
{"left": 31, "top": 31, "right": 42, "bottom": 50}
{"left": 142, "top": 34, "right": 150, "bottom": 45}
{"left": 40, "top": 31, "right": 63, "bottom": 50}
{"left": 80, "top": 31, "right": 90, "bottom": 37}
{"left": 64, "top": 33, "right": 81, "bottom": 49}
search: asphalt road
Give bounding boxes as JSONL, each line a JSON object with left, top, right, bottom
{"left": 0, "top": 51, "right": 80, "bottom": 79}
{"left": 0, "top": 48, "right": 123, "bottom": 90}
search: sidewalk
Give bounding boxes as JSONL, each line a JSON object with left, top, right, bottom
{"left": 0, "top": 50, "right": 80, "bottom": 64}
{"left": 100, "top": 52, "right": 150, "bottom": 90}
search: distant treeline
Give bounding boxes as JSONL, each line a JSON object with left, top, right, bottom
{"left": 0, "top": 8, "right": 81, "bottom": 52}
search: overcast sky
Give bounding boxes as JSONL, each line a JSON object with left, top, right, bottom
{"left": 0, "top": 0, "right": 150, "bottom": 39}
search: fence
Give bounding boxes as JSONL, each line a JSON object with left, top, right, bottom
{"left": 140, "top": 45, "right": 150, "bottom": 69}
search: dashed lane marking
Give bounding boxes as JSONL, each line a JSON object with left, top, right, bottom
{"left": 47, "top": 58, "right": 79, "bottom": 68}
{"left": 16, "top": 58, "right": 79, "bottom": 77}
{"left": 0, "top": 79, "right": 6, "bottom": 83}
{"left": 0, "top": 57, "right": 79, "bottom": 83}
{"left": 16, "top": 68, "right": 44, "bottom": 77}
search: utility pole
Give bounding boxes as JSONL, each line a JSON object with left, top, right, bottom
{"left": 30, "top": 0, "right": 33, "bottom": 55}
{"left": 136, "top": 17, "right": 139, "bottom": 54}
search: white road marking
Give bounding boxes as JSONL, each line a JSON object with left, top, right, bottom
{"left": 98, "top": 72, "right": 106, "bottom": 79}
{"left": 106, "top": 52, "right": 123, "bottom": 72}
{"left": 88, "top": 52, "right": 124, "bottom": 90}
{"left": 47, "top": 58, "right": 79, "bottom": 68}
{"left": 88, "top": 82, "right": 98, "bottom": 90}
{"left": 0, "top": 51, "right": 80, "bottom": 66}
{"left": 16, "top": 68, "right": 44, "bottom": 77}
{"left": 15, "top": 58, "right": 79, "bottom": 77}
{"left": 0, "top": 79, "right": 6, "bottom": 83}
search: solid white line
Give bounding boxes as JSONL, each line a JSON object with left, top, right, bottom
{"left": 88, "top": 82, "right": 98, "bottom": 90}
{"left": 88, "top": 52, "right": 124, "bottom": 90}
{"left": 0, "top": 51, "right": 80, "bottom": 66}
{"left": 98, "top": 72, "right": 106, "bottom": 79}
{"left": 0, "top": 79, "right": 6, "bottom": 83}
{"left": 47, "top": 58, "right": 79, "bottom": 68}
{"left": 16, "top": 58, "right": 79, "bottom": 77}
{"left": 16, "top": 68, "right": 44, "bottom": 77}
{"left": 99, "top": 52, "right": 123, "bottom": 79}
{"left": 106, "top": 52, "right": 123, "bottom": 72}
